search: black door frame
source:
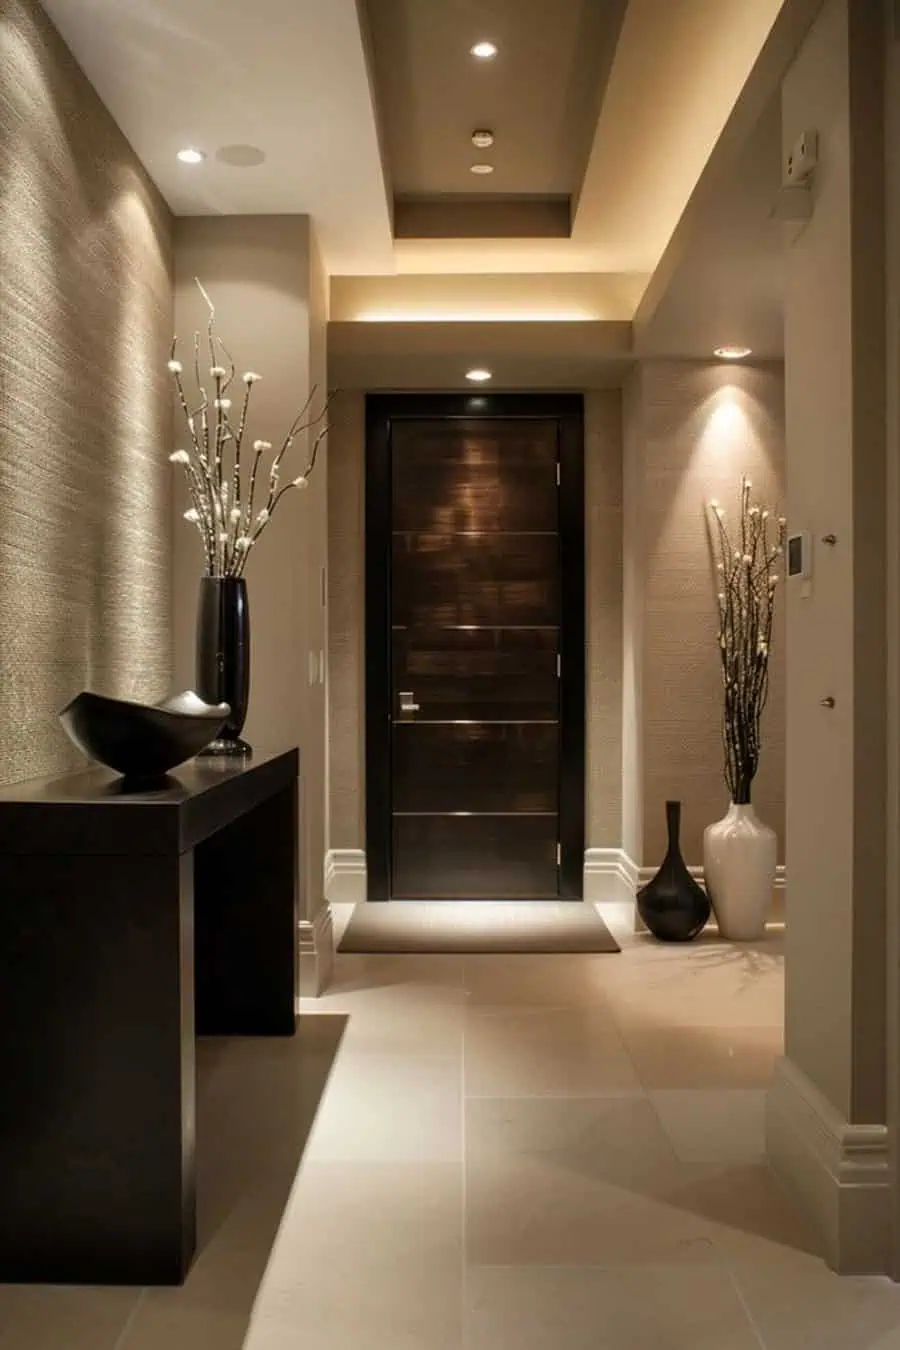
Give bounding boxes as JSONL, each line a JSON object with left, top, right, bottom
{"left": 365, "top": 392, "right": 585, "bottom": 902}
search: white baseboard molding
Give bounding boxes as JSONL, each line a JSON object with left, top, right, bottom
{"left": 766, "top": 1056, "right": 889, "bottom": 1274}
{"left": 324, "top": 849, "right": 367, "bottom": 905}
{"left": 583, "top": 849, "right": 640, "bottom": 903}
{"left": 298, "top": 903, "right": 335, "bottom": 997}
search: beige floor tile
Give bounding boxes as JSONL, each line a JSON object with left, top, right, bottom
{"left": 304, "top": 1053, "right": 463, "bottom": 1162}
{"left": 316, "top": 983, "right": 465, "bottom": 1060}
{"left": 669, "top": 1162, "right": 821, "bottom": 1259}
{"left": 724, "top": 1235, "right": 900, "bottom": 1350}
{"left": 602, "top": 940, "right": 785, "bottom": 1028}
{"left": 618, "top": 1020, "right": 783, "bottom": 1088}
{"left": 465, "top": 1006, "right": 641, "bottom": 1097}
{"left": 467, "top": 1097, "right": 717, "bottom": 1266}
{"left": 117, "top": 1301, "right": 253, "bottom": 1350}
{"left": 649, "top": 1089, "right": 767, "bottom": 1163}
{"left": 463, "top": 953, "right": 615, "bottom": 1010}
{"left": 465, "top": 1263, "right": 763, "bottom": 1349}
{"left": 324, "top": 951, "right": 465, "bottom": 998}
{"left": 245, "top": 1161, "right": 463, "bottom": 1350}
{"left": 467, "top": 1093, "right": 678, "bottom": 1178}
{"left": 0, "top": 1286, "right": 138, "bottom": 1350}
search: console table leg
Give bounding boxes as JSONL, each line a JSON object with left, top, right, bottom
{"left": 194, "top": 779, "right": 298, "bottom": 1035}
{"left": 0, "top": 852, "right": 196, "bottom": 1284}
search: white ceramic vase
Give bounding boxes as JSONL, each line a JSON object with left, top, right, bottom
{"left": 703, "top": 803, "right": 776, "bottom": 940}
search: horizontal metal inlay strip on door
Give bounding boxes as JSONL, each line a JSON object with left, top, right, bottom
{"left": 392, "top": 530, "right": 559, "bottom": 538}
{"left": 392, "top": 811, "right": 558, "bottom": 818}
{"left": 392, "top": 625, "right": 560, "bottom": 631}
{"left": 395, "top": 719, "right": 559, "bottom": 726}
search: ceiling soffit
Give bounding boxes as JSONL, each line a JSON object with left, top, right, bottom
{"left": 362, "top": 0, "right": 626, "bottom": 232}
{"left": 39, "top": 0, "right": 395, "bottom": 274}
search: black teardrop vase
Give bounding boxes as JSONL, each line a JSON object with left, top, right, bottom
{"left": 636, "top": 801, "right": 710, "bottom": 942}
{"left": 195, "top": 576, "right": 251, "bottom": 756}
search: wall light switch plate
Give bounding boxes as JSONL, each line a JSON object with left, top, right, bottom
{"left": 787, "top": 531, "right": 812, "bottom": 581}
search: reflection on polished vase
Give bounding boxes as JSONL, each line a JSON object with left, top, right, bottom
{"left": 637, "top": 800, "right": 710, "bottom": 942}
{"left": 703, "top": 802, "right": 776, "bottom": 940}
{"left": 196, "top": 576, "right": 252, "bottom": 757}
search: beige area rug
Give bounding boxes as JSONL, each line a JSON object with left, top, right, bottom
{"left": 338, "top": 901, "right": 620, "bottom": 955}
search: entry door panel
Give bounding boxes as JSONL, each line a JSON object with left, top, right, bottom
{"left": 390, "top": 419, "right": 560, "bottom": 899}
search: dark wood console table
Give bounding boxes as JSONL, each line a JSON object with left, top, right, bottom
{"left": 0, "top": 746, "right": 299, "bottom": 1286}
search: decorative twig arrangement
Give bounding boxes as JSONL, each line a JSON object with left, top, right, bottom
{"left": 167, "top": 280, "right": 332, "bottom": 578}
{"left": 706, "top": 478, "right": 786, "bottom": 805}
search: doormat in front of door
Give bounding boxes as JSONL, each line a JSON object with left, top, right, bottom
{"left": 338, "top": 902, "right": 620, "bottom": 955}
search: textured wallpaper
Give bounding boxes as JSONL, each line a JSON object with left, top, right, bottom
{"left": 634, "top": 361, "right": 786, "bottom": 865}
{"left": 0, "top": 0, "right": 173, "bottom": 784}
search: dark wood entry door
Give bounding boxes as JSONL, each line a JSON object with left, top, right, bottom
{"left": 366, "top": 395, "right": 584, "bottom": 902}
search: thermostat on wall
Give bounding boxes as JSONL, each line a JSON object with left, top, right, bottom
{"left": 787, "top": 531, "right": 811, "bottom": 580}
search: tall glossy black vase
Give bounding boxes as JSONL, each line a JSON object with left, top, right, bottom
{"left": 636, "top": 801, "right": 710, "bottom": 942}
{"left": 196, "top": 576, "right": 251, "bottom": 757}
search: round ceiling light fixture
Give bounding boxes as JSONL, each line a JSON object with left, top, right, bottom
{"left": 176, "top": 147, "right": 206, "bottom": 165}
{"left": 466, "top": 368, "right": 493, "bottom": 383}
{"left": 471, "top": 40, "right": 498, "bottom": 59}
{"left": 472, "top": 129, "right": 494, "bottom": 149}
{"left": 470, "top": 162, "right": 494, "bottom": 175}
{"left": 714, "top": 345, "right": 752, "bottom": 360}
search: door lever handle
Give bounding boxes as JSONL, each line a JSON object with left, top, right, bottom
{"left": 398, "top": 691, "right": 420, "bottom": 713}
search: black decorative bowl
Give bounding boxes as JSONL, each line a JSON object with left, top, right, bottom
{"left": 59, "top": 690, "right": 230, "bottom": 782}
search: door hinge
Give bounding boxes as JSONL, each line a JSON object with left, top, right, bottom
{"left": 556, "top": 843, "right": 562, "bottom": 866}
{"left": 556, "top": 462, "right": 561, "bottom": 488}
{"left": 556, "top": 653, "right": 561, "bottom": 678}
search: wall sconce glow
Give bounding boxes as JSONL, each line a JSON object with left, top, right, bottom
{"left": 466, "top": 368, "right": 492, "bottom": 383}
{"left": 470, "top": 163, "right": 494, "bottom": 175}
{"left": 471, "top": 41, "right": 498, "bottom": 59}
{"left": 177, "top": 148, "right": 206, "bottom": 165}
{"left": 714, "top": 345, "right": 752, "bottom": 361}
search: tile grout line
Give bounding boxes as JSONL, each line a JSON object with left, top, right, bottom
{"left": 722, "top": 1256, "right": 770, "bottom": 1350}
{"left": 110, "top": 1288, "right": 146, "bottom": 1350}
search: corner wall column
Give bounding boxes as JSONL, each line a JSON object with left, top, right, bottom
{"left": 766, "top": 0, "right": 889, "bottom": 1272}
{"left": 173, "top": 216, "right": 334, "bottom": 995}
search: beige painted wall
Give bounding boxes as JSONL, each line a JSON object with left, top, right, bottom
{"left": 0, "top": 0, "right": 173, "bottom": 785}
{"left": 326, "top": 390, "right": 626, "bottom": 856}
{"left": 625, "top": 361, "right": 787, "bottom": 866}
{"left": 173, "top": 216, "right": 329, "bottom": 920}
{"left": 781, "top": 0, "right": 887, "bottom": 1124}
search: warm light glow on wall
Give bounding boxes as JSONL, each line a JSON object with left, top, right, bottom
{"left": 697, "top": 385, "right": 768, "bottom": 472}
{"left": 352, "top": 310, "right": 597, "bottom": 323}
{"left": 706, "top": 396, "right": 745, "bottom": 438}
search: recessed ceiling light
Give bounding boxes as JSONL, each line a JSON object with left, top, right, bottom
{"left": 177, "top": 148, "right": 206, "bottom": 165}
{"left": 472, "top": 129, "right": 494, "bottom": 149}
{"left": 471, "top": 40, "right": 498, "bottom": 59}
{"left": 714, "top": 345, "right": 752, "bottom": 360}
{"left": 470, "top": 163, "right": 494, "bottom": 175}
{"left": 466, "top": 368, "right": 492, "bottom": 382}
